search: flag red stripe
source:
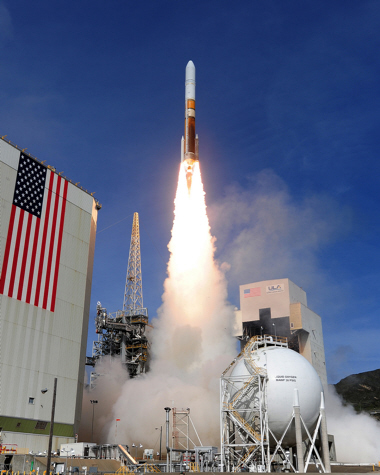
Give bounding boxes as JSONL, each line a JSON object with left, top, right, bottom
{"left": 17, "top": 212, "right": 33, "bottom": 301}
{"left": 25, "top": 217, "right": 41, "bottom": 304}
{"left": 50, "top": 179, "right": 68, "bottom": 312}
{"left": 8, "top": 209, "right": 25, "bottom": 297}
{"left": 34, "top": 172, "right": 54, "bottom": 307}
{"left": 43, "top": 176, "right": 61, "bottom": 310}
{"left": 0, "top": 205, "right": 17, "bottom": 294}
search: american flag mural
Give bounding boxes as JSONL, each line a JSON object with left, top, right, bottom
{"left": 0, "top": 152, "right": 68, "bottom": 312}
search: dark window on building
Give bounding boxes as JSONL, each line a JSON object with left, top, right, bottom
{"left": 35, "top": 421, "right": 48, "bottom": 430}
{"left": 259, "top": 308, "right": 271, "bottom": 325}
{"left": 28, "top": 397, "right": 35, "bottom": 404}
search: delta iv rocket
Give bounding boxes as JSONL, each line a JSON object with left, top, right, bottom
{"left": 181, "top": 60, "right": 199, "bottom": 191}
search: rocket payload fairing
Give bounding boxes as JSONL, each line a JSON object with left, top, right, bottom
{"left": 181, "top": 60, "right": 199, "bottom": 191}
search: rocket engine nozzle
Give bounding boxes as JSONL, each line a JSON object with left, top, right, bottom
{"left": 185, "top": 160, "right": 194, "bottom": 191}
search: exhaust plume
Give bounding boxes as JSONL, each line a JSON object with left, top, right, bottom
{"left": 80, "top": 163, "right": 236, "bottom": 450}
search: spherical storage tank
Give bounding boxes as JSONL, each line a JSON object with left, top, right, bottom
{"left": 230, "top": 346, "right": 323, "bottom": 446}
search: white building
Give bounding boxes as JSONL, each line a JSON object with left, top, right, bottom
{"left": 0, "top": 138, "right": 99, "bottom": 452}
{"left": 235, "top": 278, "right": 328, "bottom": 390}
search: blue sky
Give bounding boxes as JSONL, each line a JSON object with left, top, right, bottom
{"left": 1, "top": 0, "right": 379, "bottom": 383}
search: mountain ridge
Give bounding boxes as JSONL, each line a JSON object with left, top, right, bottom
{"left": 334, "top": 368, "right": 380, "bottom": 421}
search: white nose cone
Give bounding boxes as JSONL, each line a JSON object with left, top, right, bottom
{"left": 185, "top": 60, "right": 196, "bottom": 100}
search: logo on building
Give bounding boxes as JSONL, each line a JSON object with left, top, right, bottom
{"left": 266, "top": 283, "right": 284, "bottom": 293}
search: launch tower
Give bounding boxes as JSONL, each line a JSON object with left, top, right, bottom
{"left": 88, "top": 213, "right": 149, "bottom": 381}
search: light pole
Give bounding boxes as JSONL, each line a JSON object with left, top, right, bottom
{"left": 164, "top": 407, "right": 171, "bottom": 473}
{"left": 132, "top": 443, "right": 142, "bottom": 460}
{"left": 115, "top": 418, "right": 120, "bottom": 443}
{"left": 46, "top": 378, "right": 57, "bottom": 475}
{"left": 155, "top": 426, "right": 162, "bottom": 460}
{"left": 272, "top": 323, "right": 276, "bottom": 339}
{"left": 90, "top": 400, "right": 98, "bottom": 443}
{"left": 62, "top": 448, "right": 74, "bottom": 475}
{"left": 132, "top": 444, "right": 137, "bottom": 460}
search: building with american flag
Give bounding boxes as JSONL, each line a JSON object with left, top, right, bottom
{"left": 235, "top": 278, "right": 328, "bottom": 391}
{"left": 0, "top": 138, "right": 99, "bottom": 453}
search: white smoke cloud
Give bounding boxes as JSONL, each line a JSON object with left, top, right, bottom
{"left": 79, "top": 357, "right": 129, "bottom": 443}
{"left": 326, "top": 386, "right": 380, "bottom": 463}
{"left": 80, "top": 167, "right": 380, "bottom": 464}
{"left": 208, "top": 169, "right": 352, "bottom": 298}
{"left": 206, "top": 169, "right": 380, "bottom": 464}
{"left": 80, "top": 164, "right": 236, "bottom": 450}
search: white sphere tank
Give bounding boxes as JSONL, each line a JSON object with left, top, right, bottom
{"left": 230, "top": 346, "right": 323, "bottom": 446}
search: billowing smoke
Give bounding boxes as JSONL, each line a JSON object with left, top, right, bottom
{"left": 80, "top": 166, "right": 380, "bottom": 463}
{"left": 80, "top": 163, "right": 236, "bottom": 450}
{"left": 79, "top": 357, "right": 129, "bottom": 443}
{"left": 326, "top": 386, "right": 380, "bottom": 463}
{"left": 208, "top": 169, "right": 352, "bottom": 297}
{"left": 207, "top": 169, "right": 380, "bottom": 464}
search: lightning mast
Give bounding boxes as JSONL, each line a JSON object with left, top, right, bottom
{"left": 123, "top": 212, "right": 143, "bottom": 313}
{"left": 121, "top": 212, "right": 149, "bottom": 376}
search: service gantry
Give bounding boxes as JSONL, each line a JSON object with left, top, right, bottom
{"left": 87, "top": 212, "right": 149, "bottom": 381}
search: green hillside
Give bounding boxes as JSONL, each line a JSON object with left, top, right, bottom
{"left": 334, "top": 368, "right": 380, "bottom": 421}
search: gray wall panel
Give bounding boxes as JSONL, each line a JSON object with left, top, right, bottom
{"left": 60, "top": 234, "right": 91, "bottom": 276}
{"left": 67, "top": 183, "right": 94, "bottom": 217}
{"left": 63, "top": 202, "right": 92, "bottom": 245}
{"left": 0, "top": 140, "right": 19, "bottom": 170}
{"left": 55, "top": 266, "right": 87, "bottom": 309}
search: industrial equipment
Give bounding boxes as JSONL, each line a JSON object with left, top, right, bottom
{"left": 220, "top": 335, "right": 331, "bottom": 473}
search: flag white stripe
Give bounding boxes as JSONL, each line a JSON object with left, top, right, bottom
{"left": 37, "top": 173, "right": 57, "bottom": 307}
{"left": 13, "top": 211, "right": 29, "bottom": 298}
{"left": 46, "top": 190, "right": 63, "bottom": 311}
{"left": 29, "top": 190, "right": 47, "bottom": 305}
{"left": 21, "top": 217, "right": 37, "bottom": 302}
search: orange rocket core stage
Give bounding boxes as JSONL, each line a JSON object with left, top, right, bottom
{"left": 184, "top": 99, "right": 196, "bottom": 157}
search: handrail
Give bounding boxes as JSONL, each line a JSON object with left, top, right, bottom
{"left": 227, "top": 403, "right": 261, "bottom": 442}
